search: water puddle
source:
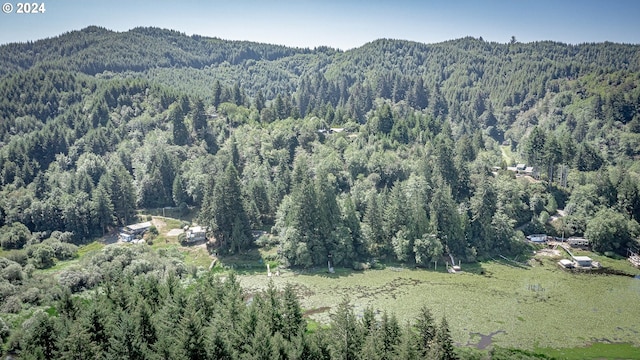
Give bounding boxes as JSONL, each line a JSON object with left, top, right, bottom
{"left": 467, "top": 330, "right": 506, "bottom": 349}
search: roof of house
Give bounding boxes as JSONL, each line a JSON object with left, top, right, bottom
{"left": 188, "top": 226, "right": 206, "bottom": 233}
{"left": 126, "top": 221, "right": 152, "bottom": 231}
{"left": 527, "top": 234, "right": 547, "bottom": 238}
{"left": 573, "top": 256, "right": 592, "bottom": 262}
{"left": 527, "top": 234, "right": 547, "bottom": 242}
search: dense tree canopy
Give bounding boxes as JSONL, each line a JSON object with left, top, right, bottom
{"left": 1, "top": 25, "right": 640, "bottom": 360}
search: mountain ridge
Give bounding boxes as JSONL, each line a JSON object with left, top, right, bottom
{"left": 2, "top": 26, "right": 639, "bottom": 77}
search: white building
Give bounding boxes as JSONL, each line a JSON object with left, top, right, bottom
{"left": 185, "top": 226, "right": 207, "bottom": 242}
{"left": 573, "top": 256, "right": 593, "bottom": 268}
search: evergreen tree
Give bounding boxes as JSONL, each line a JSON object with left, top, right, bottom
{"left": 469, "top": 175, "right": 497, "bottom": 254}
{"left": 329, "top": 297, "right": 363, "bottom": 360}
{"left": 169, "top": 103, "right": 189, "bottom": 146}
{"left": 281, "top": 283, "right": 304, "bottom": 340}
{"left": 91, "top": 183, "right": 114, "bottom": 236}
{"left": 232, "top": 82, "right": 244, "bottom": 106}
{"left": 172, "top": 174, "right": 188, "bottom": 207}
{"left": 136, "top": 302, "right": 157, "bottom": 348}
{"left": 21, "top": 311, "right": 59, "bottom": 360}
{"left": 100, "top": 162, "right": 136, "bottom": 226}
{"left": 207, "top": 331, "right": 233, "bottom": 360}
{"left": 429, "top": 176, "right": 465, "bottom": 257}
{"left": 362, "top": 192, "right": 385, "bottom": 257}
{"left": 85, "top": 303, "right": 110, "bottom": 355}
{"left": 414, "top": 305, "right": 437, "bottom": 356}
{"left": 384, "top": 183, "right": 409, "bottom": 258}
{"left": 107, "top": 312, "right": 145, "bottom": 360}
{"left": 408, "top": 77, "right": 428, "bottom": 110}
{"left": 60, "top": 322, "right": 97, "bottom": 360}
{"left": 379, "top": 312, "right": 401, "bottom": 360}
{"left": 191, "top": 98, "right": 207, "bottom": 137}
{"left": 254, "top": 90, "right": 266, "bottom": 112}
{"left": 212, "top": 80, "right": 222, "bottom": 108}
{"left": 524, "top": 126, "right": 547, "bottom": 168}
{"left": 200, "top": 162, "right": 253, "bottom": 253}
{"left": 179, "top": 308, "right": 209, "bottom": 360}
{"left": 397, "top": 321, "right": 420, "bottom": 360}
{"left": 433, "top": 316, "right": 458, "bottom": 360}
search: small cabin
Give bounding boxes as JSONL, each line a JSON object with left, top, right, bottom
{"left": 186, "top": 226, "right": 207, "bottom": 242}
{"left": 567, "top": 237, "right": 590, "bottom": 248}
{"left": 125, "top": 221, "right": 152, "bottom": 235}
{"left": 119, "top": 221, "right": 152, "bottom": 242}
{"left": 527, "top": 234, "right": 548, "bottom": 243}
{"left": 573, "top": 256, "right": 593, "bottom": 268}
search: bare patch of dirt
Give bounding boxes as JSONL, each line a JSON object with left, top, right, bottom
{"left": 535, "top": 248, "right": 561, "bottom": 257}
{"left": 166, "top": 228, "right": 183, "bottom": 237}
{"left": 152, "top": 218, "right": 167, "bottom": 232}
{"left": 304, "top": 306, "right": 331, "bottom": 317}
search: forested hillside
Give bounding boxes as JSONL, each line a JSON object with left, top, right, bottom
{"left": 1, "top": 25, "right": 640, "bottom": 359}
{"left": 2, "top": 27, "right": 640, "bottom": 261}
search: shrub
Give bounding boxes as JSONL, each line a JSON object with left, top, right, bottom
{"left": 0, "top": 222, "right": 31, "bottom": 250}
{"left": 41, "top": 239, "right": 78, "bottom": 260}
{"left": 58, "top": 269, "right": 90, "bottom": 293}
{"left": 4, "top": 250, "right": 28, "bottom": 266}
{"left": 148, "top": 225, "right": 159, "bottom": 236}
{"left": 1, "top": 295, "right": 22, "bottom": 313}
{"left": 1, "top": 263, "right": 24, "bottom": 283}
{"left": 178, "top": 232, "right": 187, "bottom": 245}
{"left": 27, "top": 244, "right": 55, "bottom": 269}
{"left": 352, "top": 261, "right": 369, "bottom": 271}
{"left": 20, "top": 287, "right": 41, "bottom": 305}
{"left": 0, "top": 281, "right": 17, "bottom": 302}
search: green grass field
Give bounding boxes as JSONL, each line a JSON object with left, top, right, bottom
{"left": 500, "top": 145, "right": 517, "bottom": 166}
{"left": 237, "top": 257, "right": 640, "bottom": 352}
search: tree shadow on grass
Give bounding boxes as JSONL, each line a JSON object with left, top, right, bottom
{"left": 215, "top": 247, "right": 276, "bottom": 275}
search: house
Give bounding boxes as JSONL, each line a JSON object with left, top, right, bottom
{"left": 252, "top": 230, "right": 266, "bottom": 239}
{"left": 505, "top": 163, "right": 538, "bottom": 178}
{"left": 318, "top": 128, "right": 349, "bottom": 135}
{"left": 567, "top": 237, "right": 590, "bottom": 248}
{"left": 527, "top": 234, "right": 548, "bottom": 243}
{"left": 523, "top": 166, "right": 538, "bottom": 178}
{"left": 119, "top": 233, "right": 135, "bottom": 242}
{"left": 186, "top": 226, "right": 207, "bottom": 242}
{"left": 119, "top": 221, "right": 152, "bottom": 242}
{"left": 125, "top": 221, "right": 152, "bottom": 235}
{"left": 573, "top": 256, "right": 593, "bottom": 268}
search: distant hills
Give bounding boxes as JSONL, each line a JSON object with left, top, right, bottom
{"left": 2, "top": 26, "right": 639, "bottom": 150}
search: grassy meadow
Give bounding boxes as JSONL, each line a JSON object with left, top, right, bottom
{"left": 238, "top": 257, "right": 640, "bottom": 352}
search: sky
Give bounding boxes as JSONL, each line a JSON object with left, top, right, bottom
{"left": 0, "top": 0, "right": 639, "bottom": 49}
